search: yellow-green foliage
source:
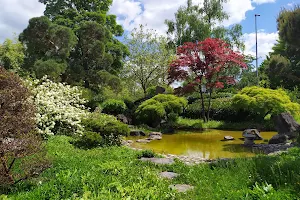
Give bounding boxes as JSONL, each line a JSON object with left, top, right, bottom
{"left": 232, "top": 86, "right": 300, "bottom": 118}
{"left": 135, "top": 94, "right": 187, "bottom": 127}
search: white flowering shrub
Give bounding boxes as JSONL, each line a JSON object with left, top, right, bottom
{"left": 28, "top": 77, "right": 88, "bottom": 136}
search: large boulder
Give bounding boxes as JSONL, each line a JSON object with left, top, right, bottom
{"left": 242, "top": 129, "right": 263, "bottom": 140}
{"left": 269, "top": 134, "right": 289, "bottom": 144}
{"left": 117, "top": 114, "right": 129, "bottom": 124}
{"left": 272, "top": 112, "right": 300, "bottom": 140}
{"left": 130, "top": 130, "right": 146, "bottom": 136}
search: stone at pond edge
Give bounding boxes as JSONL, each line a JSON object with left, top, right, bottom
{"left": 223, "top": 136, "right": 234, "bottom": 141}
{"left": 136, "top": 139, "right": 150, "bottom": 143}
{"left": 169, "top": 184, "right": 194, "bottom": 193}
{"left": 159, "top": 172, "right": 179, "bottom": 179}
{"left": 130, "top": 130, "right": 146, "bottom": 136}
{"left": 272, "top": 112, "right": 300, "bottom": 138}
{"left": 147, "top": 135, "right": 162, "bottom": 140}
{"left": 269, "top": 134, "right": 289, "bottom": 144}
{"left": 149, "top": 132, "right": 162, "bottom": 137}
{"left": 140, "top": 157, "right": 175, "bottom": 165}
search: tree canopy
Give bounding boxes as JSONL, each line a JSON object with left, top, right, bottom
{"left": 169, "top": 38, "right": 246, "bottom": 120}
{"left": 122, "top": 25, "right": 175, "bottom": 96}
{"left": 260, "top": 5, "right": 300, "bottom": 90}
{"left": 165, "top": 0, "right": 244, "bottom": 50}
{"left": 20, "top": 0, "right": 128, "bottom": 89}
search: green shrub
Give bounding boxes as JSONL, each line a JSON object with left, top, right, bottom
{"left": 102, "top": 99, "right": 127, "bottom": 115}
{"left": 82, "top": 113, "right": 130, "bottom": 146}
{"left": 135, "top": 99, "right": 166, "bottom": 127}
{"left": 75, "top": 131, "right": 102, "bottom": 148}
{"left": 183, "top": 97, "right": 254, "bottom": 122}
{"left": 137, "top": 150, "right": 156, "bottom": 159}
{"left": 232, "top": 86, "right": 300, "bottom": 120}
{"left": 135, "top": 94, "right": 187, "bottom": 127}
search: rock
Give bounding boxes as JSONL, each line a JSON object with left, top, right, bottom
{"left": 243, "top": 129, "right": 263, "bottom": 140}
{"left": 130, "top": 130, "right": 146, "bottom": 136}
{"left": 149, "top": 132, "right": 162, "bottom": 137}
{"left": 147, "top": 135, "right": 162, "bottom": 140}
{"left": 140, "top": 157, "right": 175, "bottom": 165}
{"left": 127, "top": 140, "right": 133, "bottom": 144}
{"left": 169, "top": 184, "right": 194, "bottom": 193}
{"left": 155, "top": 86, "right": 166, "bottom": 94}
{"left": 223, "top": 136, "right": 234, "bottom": 141}
{"left": 116, "top": 114, "right": 129, "bottom": 124}
{"left": 269, "top": 134, "right": 289, "bottom": 144}
{"left": 136, "top": 139, "right": 150, "bottom": 143}
{"left": 159, "top": 172, "right": 179, "bottom": 179}
{"left": 272, "top": 112, "right": 300, "bottom": 139}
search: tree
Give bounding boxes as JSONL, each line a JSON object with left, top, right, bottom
{"left": 122, "top": 25, "right": 175, "bottom": 96}
{"left": 0, "top": 67, "right": 49, "bottom": 186}
{"left": 277, "top": 5, "right": 300, "bottom": 48}
{"left": 232, "top": 86, "right": 300, "bottom": 120}
{"left": 0, "top": 38, "right": 24, "bottom": 72}
{"left": 165, "top": 0, "right": 244, "bottom": 50}
{"left": 260, "top": 6, "right": 300, "bottom": 89}
{"left": 21, "top": 0, "right": 129, "bottom": 88}
{"left": 19, "top": 16, "right": 76, "bottom": 80}
{"left": 169, "top": 38, "right": 246, "bottom": 121}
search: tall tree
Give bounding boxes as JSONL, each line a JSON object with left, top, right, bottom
{"left": 39, "top": 0, "right": 128, "bottom": 75}
{"left": 165, "top": 0, "right": 244, "bottom": 50}
{"left": 169, "top": 38, "right": 246, "bottom": 121}
{"left": 19, "top": 16, "right": 77, "bottom": 81}
{"left": 122, "top": 25, "right": 175, "bottom": 96}
{"left": 0, "top": 38, "right": 24, "bottom": 72}
{"left": 20, "top": 0, "right": 128, "bottom": 87}
{"left": 260, "top": 5, "right": 300, "bottom": 90}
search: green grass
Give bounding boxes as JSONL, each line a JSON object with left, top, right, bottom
{"left": 3, "top": 136, "right": 300, "bottom": 199}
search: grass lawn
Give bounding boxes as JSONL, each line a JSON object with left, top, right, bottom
{"left": 3, "top": 136, "right": 300, "bottom": 199}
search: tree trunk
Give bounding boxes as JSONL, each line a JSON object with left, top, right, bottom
{"left": 199, "top": 85, "right": 206, "bottom": 122}
{"left": 206, "top": 89, "right": 213, "bottom": 121}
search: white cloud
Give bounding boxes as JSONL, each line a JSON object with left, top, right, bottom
{"left": 0, "top": 0, "right": 45, "bottom": 42}
{"left": 222, "top": 0, "right": 254, "bottom": 26}
{"left": 109, "top": 0, "right": 277, "bottom": 33}
{"left": 252, "top": 0, "right": 276, "bottom": 5}
{"left": 243, "top": 31, "right": 279, "bottom": 59}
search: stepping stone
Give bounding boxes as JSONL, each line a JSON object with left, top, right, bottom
{"left": 140, "top": 157, "right": 175, "bottom": 165}
{"left": 169, "top": 184, "right": 194, "bottom": 193}
{"left": 159, "top": 172, "right": 179, "bottom": 179}
{"left": 147, "top": 135, "right": 162, "bottom": 140}
{"left": 136, "top": 139, "right": 150, "bottom": 143}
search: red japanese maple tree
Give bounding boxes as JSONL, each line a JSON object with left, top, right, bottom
{"left": 168, "top": 38, "right": 247, "bottom": 121}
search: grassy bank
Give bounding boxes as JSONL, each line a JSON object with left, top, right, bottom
{"left": 2, "top": 136, "right": 300, "bottom": 199}
{"left": 175, "top": 117, "right": 275, "bottom": 131}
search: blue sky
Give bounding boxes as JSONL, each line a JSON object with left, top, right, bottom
{"left": 0, "top": 0, "right": 299, "bottom": 63}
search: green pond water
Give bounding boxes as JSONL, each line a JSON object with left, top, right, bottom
{"left": 128, "top": 130, "right": 277, "bottom": 159}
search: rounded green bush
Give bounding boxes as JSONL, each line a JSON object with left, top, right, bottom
{"left": 102, "top": 99, "right": 127, "bottom": 115}
{"left": 135, "top": 94, "right": 187, "bottom": 127}
{"left": 82, "top": 113, "right": 130, "bottom": 146}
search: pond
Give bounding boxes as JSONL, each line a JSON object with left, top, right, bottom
{"left": 128, "top": 130, "right": 277, "bottom": 159}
